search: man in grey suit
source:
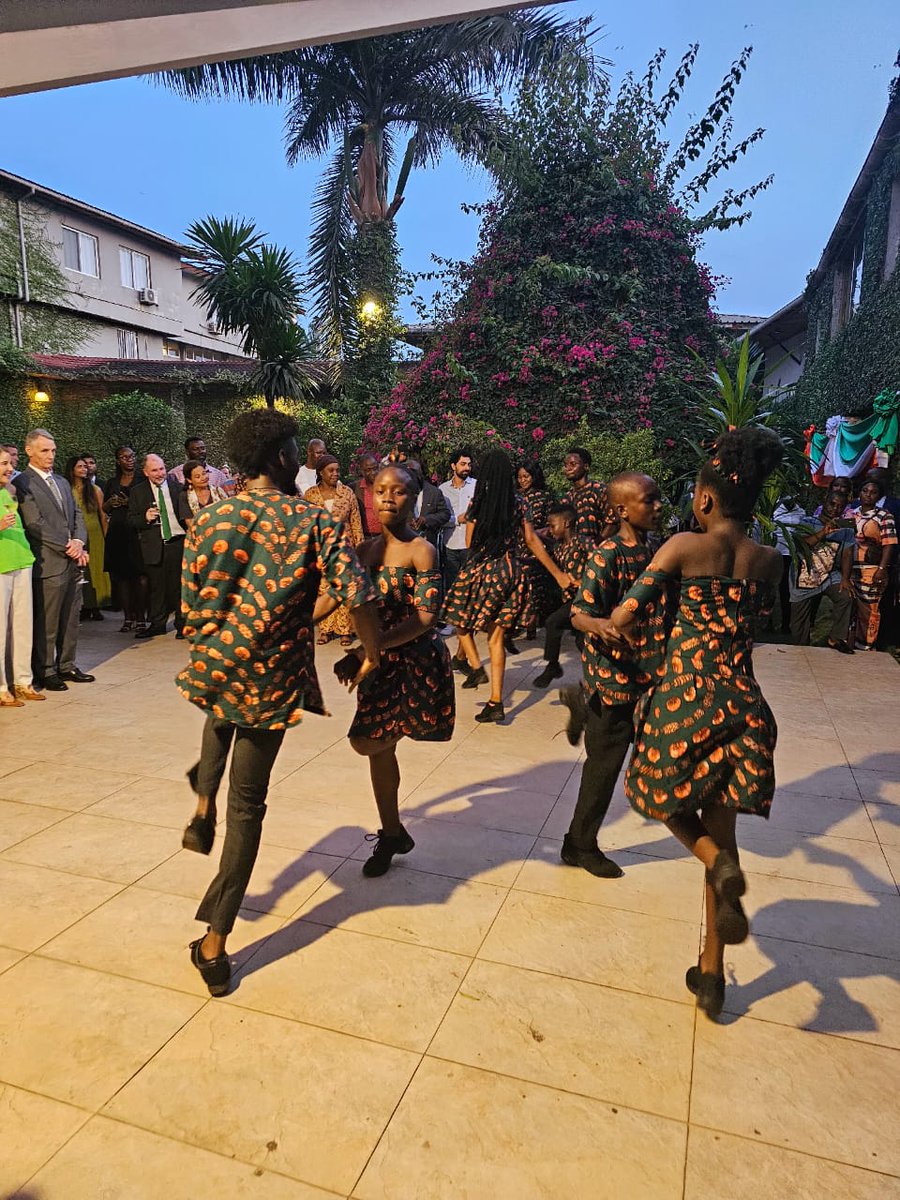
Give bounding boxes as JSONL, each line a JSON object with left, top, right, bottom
{"left": 15, "top": 428, "right": 95, "bottom": 690}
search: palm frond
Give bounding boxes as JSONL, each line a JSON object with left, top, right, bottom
{"left": 307, "top": 146, "right": 356, "bottom": 356}
{"left": 158, "top": 49, "right": 318, "bottom": 103}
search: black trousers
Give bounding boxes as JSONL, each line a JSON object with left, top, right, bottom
{"left": 543, "top": 601, "right": 584, "bottom": 664}
{"left": 565, "top": 695, "right": 636, "bottom": 850}
{"left": 790, "top": 583, "right": 852, "bottom": 645}
{"left": 32, "top": 560, "right": 82, "bottom": 681}
{"left": 194, "top": 716, "right": 286, "bottom": 936}
{"left": 146, "top": 537, "right": 184, "bottom": 630}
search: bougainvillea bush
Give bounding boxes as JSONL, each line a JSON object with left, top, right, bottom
{"left": 363, "top": 45, "right": 770, "bottom": 473}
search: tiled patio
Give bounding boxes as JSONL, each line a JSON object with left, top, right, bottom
{"left": 1, "top": 622, "right": 899, "bottom": 1199}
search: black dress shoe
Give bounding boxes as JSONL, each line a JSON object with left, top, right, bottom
{"left": 60, "top": 668, "right": 95, "bottom": 683}
{"left": 42, "top": 675, "right": 68, "bottom": 692}
{"left": 533, "top": 663, "right": 563, "bottom": 688}
{"left": 560, "top": 837, "right": 624, "bottom": 878}
{"left": 135, "top": 624, "right": 165, "bottom": 639}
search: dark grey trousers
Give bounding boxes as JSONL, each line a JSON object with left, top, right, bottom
{"left": 194, "top": 716, "right": 286, "bottom": 936}
{"left": 790, "top": 582, "right": 852, "bottom": 646}
{"left": 32, "top": 561, "right": 82, "bottom": 681}
{"left": 565, "top": 695, "right": 635, "bottom": 850}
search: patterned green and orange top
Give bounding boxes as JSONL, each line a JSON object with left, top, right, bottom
{"left": 565, "top": 479, "right": 615, "bottom": 544}
{"left": 571, "top": 536, "right": 668, "bottom": 706}
{"left": 177, "top": 489, "right": 374, "bottom": 730}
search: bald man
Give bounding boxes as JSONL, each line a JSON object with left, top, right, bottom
{"left": 128, "top": 453, "right": 190, "bottom": 639}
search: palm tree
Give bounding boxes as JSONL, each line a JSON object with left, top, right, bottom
{"left": 184, "top": 215, "right": 325, "bottom": 408}
{"left": 162, "top": 12, "right": 593, "bottom": 365}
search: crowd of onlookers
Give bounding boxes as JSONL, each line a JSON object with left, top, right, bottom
{"left": 1, "top": 424, "right": 897, "bottom": 709}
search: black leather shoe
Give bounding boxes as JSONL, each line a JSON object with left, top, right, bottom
{"left": 533, "top": 663, "right": 563, "bottom": 688}
{"left": 362, "top": 827, "right": 415, "bottom": 877}
{"left": 686, "top": 964, "right": 726, "bottom": 1019}
{"left": 560, "top": 837, "right": 624, "bottom": 879}
{"left": 190, "top": 937, "right": 231, "bottom": 997}
{"left": 475, "top": 700, "right": 505, "bottom": 723}
{"left": 60, "top": 668, "right": 95, "bottom": 683}
{"left": 135, "top": 624, "right": 165, "bottom": 640}
{"left": 558, "top": 685, "right": 588, "bottom": 745}
{"left": 42, "top": 675, "right": 68, "bottom": 692}
{"left": 461, "top": 666, "right": 488, "bottom": 689}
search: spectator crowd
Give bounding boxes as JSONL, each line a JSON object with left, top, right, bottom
{"left": 0, "top": 423, "right": 897, "bottom": 714}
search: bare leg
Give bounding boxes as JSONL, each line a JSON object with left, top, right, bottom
{"left": 667, "top": 806, "right": 740, "bottom": 974}
{"left": 350, "top": 735, "right": 403, "bottom": 834}
{"left": 369, "top": 747, "right": 402, "bottom": 835}
{"left": 457, "top": 631, "right": 481, "bottom": 671}
{"left": 487, "top": 623, "right": 506, "bottom": 703}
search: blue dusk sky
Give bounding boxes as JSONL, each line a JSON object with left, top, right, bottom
{"left": 1, "top": 0, "right": 897, "bottom": 323}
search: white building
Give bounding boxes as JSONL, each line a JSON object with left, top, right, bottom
{"left": 0, "top": 167, "right": 249, "bottom": 364}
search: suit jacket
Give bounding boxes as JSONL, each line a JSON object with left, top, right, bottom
{"left": 14, "top": 466, "right": 87, "bottom": 579}
{"left": 128, "top": 476, "right": 190, "bottom": 568}
{"left": 415, "top": 481, "right": 453, "bottom": 546}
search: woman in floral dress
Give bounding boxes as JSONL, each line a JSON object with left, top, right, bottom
{"left": 305, "top": 454, "right": 364, "bottom": 647}
{"left": 611, "top": 427, "right": 784, "bottom": 1019}
{"left": 336, "top": 464, "right": 455, "bottom": 877}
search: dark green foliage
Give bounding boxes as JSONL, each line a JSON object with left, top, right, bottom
{"left": 83, "top": 392, "right": 186, "bottom": 464}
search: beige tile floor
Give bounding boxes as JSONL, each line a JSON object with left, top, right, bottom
{"left": 1, "top": 623, "right": 899, "bottom": 1199}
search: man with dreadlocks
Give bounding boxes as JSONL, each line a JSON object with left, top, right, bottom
{"left": 441, "top": 449, "right": 576, "bottom": 724}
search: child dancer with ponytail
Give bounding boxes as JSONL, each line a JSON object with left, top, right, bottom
{"left": 612, "top": 427, "right": 784, "bottom": 1019}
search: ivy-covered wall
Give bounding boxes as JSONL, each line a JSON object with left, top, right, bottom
{"left": 791, "top": 136, "right": 900, "bottom": 428}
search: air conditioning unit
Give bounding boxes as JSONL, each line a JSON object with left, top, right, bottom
{"left": 205, "top": 319, "right": 220, "bottom": 335}
{"left": 138, "top": 288, "right": 158, "bottom": 305}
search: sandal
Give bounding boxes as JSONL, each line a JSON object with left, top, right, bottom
{"left": 339, "top": 636, "right": 354, "bottom": 648}
{"left": 189, "top": 936, "right": 231, "bottom": 997}
{"left": 120, "top": 620, "right": 134, "bottom": 633}
{"left": 317, "top": 633, "right": 330, "bottom": 645}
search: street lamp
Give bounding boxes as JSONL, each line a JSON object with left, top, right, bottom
{"left": 360, "top": 298, "right": 382, "bottom": 320}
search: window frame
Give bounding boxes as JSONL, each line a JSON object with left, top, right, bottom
{"left": 61, "top": 224, "right": 100, "bottom": 278}
{"left": 119, "top": 246, "right": 152, "bottom": 291}
{"left": 116, "top": 328, "right": 140, "bottom": 359}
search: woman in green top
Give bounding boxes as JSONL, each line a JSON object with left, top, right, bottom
{"left": 0, "top": 447, "right": 42, "bottom": 705}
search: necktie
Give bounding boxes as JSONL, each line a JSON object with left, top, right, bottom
{"left": 156, "top": 485, "right": 172, "bottom": 539}
{"left": 45, "top": 474, "right": 65, "bottom": 511}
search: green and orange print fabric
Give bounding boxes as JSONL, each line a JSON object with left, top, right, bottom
{"left": 177, "top": 491, "right": 374, "bottom": 730}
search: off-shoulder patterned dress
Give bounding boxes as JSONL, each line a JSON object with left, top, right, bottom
{"left": 349, "top": 565, "right": 455, "bottom": 743}
{"left": 622, "top": 571, "right": 778, "bottom": 820}
{"left": 441, "top": 496, "right": 536, "bottom": 634}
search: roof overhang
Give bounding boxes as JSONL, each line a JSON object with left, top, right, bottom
{"left": 807, "top": 94, "right": 900, "bottom": 288}
{"left": 749, "top": 294, "right": 807, "bottom": 345}
{"left": 0, "top": 0, "right": 551, "bottom": 97}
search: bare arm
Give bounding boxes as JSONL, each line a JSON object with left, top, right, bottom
{"left": 523, "top": 520, "right": 573, "bottom": 588}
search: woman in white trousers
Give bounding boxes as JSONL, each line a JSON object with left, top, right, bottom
{"left": 0, "top": 448, "right": 43, "bottom": 706}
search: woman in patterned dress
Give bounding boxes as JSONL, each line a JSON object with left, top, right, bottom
{"left": 305, "top": 455, "right": 364, "bottom": 647}
{"left": 336, "top": 464, "right": 455, "bottom": 877}
{"left": 512, "top": 459, "right": 555, "bottom": 647}
{"left": 442, "top": 449, "right": 576, "bottom": 724}
{"left": 610, "top": 427, "right": 784, "bottom": 1019}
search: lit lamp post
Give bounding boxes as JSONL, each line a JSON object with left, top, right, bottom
{"left": 360, "top": 298, "right": 382, "bottom": 321}
{"left": 32, "top": 389, "right": 50, "bottom": 406}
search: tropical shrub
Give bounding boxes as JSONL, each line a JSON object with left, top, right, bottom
{"left": 378, "top": 45, "right": 770, "bottom": 473}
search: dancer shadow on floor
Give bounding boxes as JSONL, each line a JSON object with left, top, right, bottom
{"left": 622, "top": 750, "right": 900, "bottom": 1033}
{"left": 233, "top": 760, "right": 579, "bottom": 983}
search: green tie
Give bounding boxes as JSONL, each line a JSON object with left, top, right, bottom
{"left": 156, "top": 485, "right": 172, "bottom": 539}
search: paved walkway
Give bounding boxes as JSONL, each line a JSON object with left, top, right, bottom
{"left": 1, "top": 621, "right": 899, "bottom": 1199}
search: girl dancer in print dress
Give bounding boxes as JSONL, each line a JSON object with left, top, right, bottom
{"left": 442, "top": 449, "right": 576, "bottom": 724}
{"left": 610, "top": 427, "right": 784, "bottom": 1019}
{"left": 336, "top": 464, "right": 455, "bottom": 877}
